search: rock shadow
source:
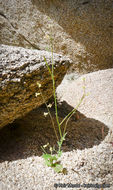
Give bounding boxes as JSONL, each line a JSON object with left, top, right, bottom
{"left": 0, "top": 99, "right": 109, "bottom": 163}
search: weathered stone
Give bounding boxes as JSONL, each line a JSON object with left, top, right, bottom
{"left": 0, "top": 0, "right": 113, "bottom": 73}
{"left": 57, "top": 69, "right": 113, "bottom": 131}
{"left": 0, "top": 44, "right": 72, "bottom": 129}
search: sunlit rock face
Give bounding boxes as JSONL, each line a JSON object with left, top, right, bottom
{"left": 0, "top": 0, "right": 113, "bottom": 73}
{"left": 57, "top": 69, "right": 113, "bottom": 131}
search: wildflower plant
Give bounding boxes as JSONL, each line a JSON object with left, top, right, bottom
{"left": 36, "top": 33, "right": 86, "bottom": 173}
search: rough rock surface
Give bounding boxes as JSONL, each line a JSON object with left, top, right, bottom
{"left": 0, "top": 44, "right": 72, "bottom": 129}
{"left": 57, "top": 69, "right": 113, "bottom": 131}
{"left": 0, "top": 0, "right": 113, "bottom": 73}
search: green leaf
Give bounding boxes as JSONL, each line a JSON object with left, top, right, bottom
{"left": 43, "top": 154, "right": 57, "bottom": 160}
{"left": 53, "top": 164, "right": 63, "bottom": 173}
{"left": 45, "top": 160, "right": 52, "bottom": 167}
{"left": 51, "top": 156, "right": 57, "bottom": 161}
{"left": 42, "top": 154, "right": 52, "bottom": 159}
{"left": 42, "top": 154, "right": 58, "bottom": 167}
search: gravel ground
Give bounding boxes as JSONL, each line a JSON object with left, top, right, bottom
{"left": 0, "top": 102, "right": 113, "bottom": 190}
{"left": 0, "top": 132, "right": 113, "bottom": 190}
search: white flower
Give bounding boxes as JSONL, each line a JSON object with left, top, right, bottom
{"left": 49, "top": 147, "right": 53, "bottom": 152}
{"left": 44, "top": 112, "right": 49, "bottom": 117}
{"left": 43, "top": 143, "right": 49, "bottom": 148}
{"left": 37, "top": 82, "right": 41, "bottom": 88}
{"left": 35, "top": 92, "right": 41, "bottom": 97}
{"left": 47, "top": 103, "right": 52, "bottom": 108}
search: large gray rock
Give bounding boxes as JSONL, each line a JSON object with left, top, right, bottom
{"left": 0, "top": 44, "right": 72, "bottom": 129}
{"left": 57, "top": 69, "right": 113, "bottom": 131}
{"left": 0, "top": 0, "right": 113, "bottom": 73}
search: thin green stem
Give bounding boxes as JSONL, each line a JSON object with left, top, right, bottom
{"left": 62, "top": 94, "right": 85, "bottom": 135}
{"left": 41, "top": 146, "right": 47, "bottom": 154}
{"left": 44, "top": 56, "right": 52, "bottom": 77}
{"left": 51, "top": 39, "right": 62, "bottom": 139}
{"left": 39, "top": 88, "right": 59, "bottom": 141}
